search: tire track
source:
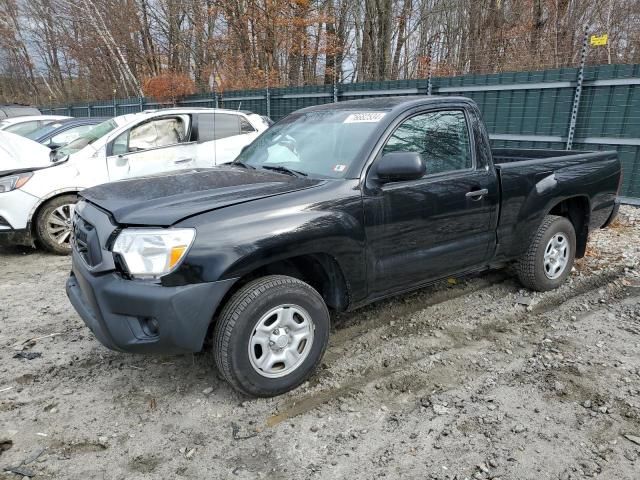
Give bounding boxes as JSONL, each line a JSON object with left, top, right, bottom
{"left": 267, "top": 268, "right": 626, "bottom": 426}
{"left": 329, "top": 271, "right": 511, "bottom": 351}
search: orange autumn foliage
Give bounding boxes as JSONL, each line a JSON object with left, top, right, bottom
{"left": 143, "top": 73, "right": 195, "bottom": 104}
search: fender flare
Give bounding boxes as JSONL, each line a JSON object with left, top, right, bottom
{"left": 542, "top": 194, "right": 591, "bottom": 221}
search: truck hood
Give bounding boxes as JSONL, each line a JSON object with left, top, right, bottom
{"left": 0, "top": 131, "right": 52, "bottom": 175}
{"left": 81, "top": 166, "right": 323, "bottom": 226}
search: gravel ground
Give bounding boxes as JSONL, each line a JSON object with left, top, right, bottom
{"left": 1, "top": 207, "right": 640, "bottom": 480}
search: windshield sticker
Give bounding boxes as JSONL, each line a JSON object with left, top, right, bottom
{"left": 344, "top": 112, "right": 386, "bottom": 123}
{"left": 333, "top": 164, "right": 347, "bottom": 172}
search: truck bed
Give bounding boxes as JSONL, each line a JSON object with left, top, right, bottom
{"left": 491, "top": 148, "right": 596, "bottom": 165}
{"left": 490, "top": 148, "right": 620, "bottom": 263}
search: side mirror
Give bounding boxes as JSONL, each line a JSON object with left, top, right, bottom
{"left": 47, "top": 143, "right": 62, "bottom": 150}
{"left": 376, "top": 152, "right": 426, "bottom": 183}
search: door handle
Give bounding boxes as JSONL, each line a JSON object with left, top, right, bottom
{"left": 466, "top": 188, "right": 488, "bottom": 200}
{"left": 174, "top": 158, "right": 193, "bottom": 164}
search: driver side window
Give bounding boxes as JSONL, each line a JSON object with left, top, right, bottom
{"left": 111, "top": 130, "right": 129, "bottom": 155}
{"left": 382, "top": 110, "right": 472, "bottom": 175}
{"left": 112, "top": 117, "right": 189, "bottom": 155}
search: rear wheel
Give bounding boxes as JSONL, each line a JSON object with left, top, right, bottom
{"left": 213, "top": 275, "right": 330, "bottom": 397}
{"left": 35, "top": 194, "right": 77, "bottom": 255}
{"left": 516, "top": 215, "right": 576, "bottom": 292}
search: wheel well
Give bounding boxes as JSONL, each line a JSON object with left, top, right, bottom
{"left": 30, "top": 192, "right": 79, "bottom": 235}
{"left": 221, "top": 254, "right": 350, "bottom": 314}
{"left": 548, "top": 196, "right": 590, "bottom": 258}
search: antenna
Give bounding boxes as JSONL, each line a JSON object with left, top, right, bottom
{"left": 237, "top": 101, "right": 242, "bottom": 111}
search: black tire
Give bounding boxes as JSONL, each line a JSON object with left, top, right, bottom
{"left": 213, "top": 275, "right": 330, "bottom": 397}
{"left": 35, "top": 194, "right": 78, "bottom": 255}
{"left": 516, "top": 215, "right": 576, "bottom": 292}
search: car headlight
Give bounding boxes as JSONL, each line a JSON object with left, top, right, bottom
{"left": 0, "top": 172, "right": 33, "bottom": 193}
{"left": 112, "top": 228, "right": 195, "bottom": 279}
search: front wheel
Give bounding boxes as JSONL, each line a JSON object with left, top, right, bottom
{"left": 516, "top": 215, "right": 576, "bottom": 292}
{"left": 35, "top": 194, "right": 78, "bottom": 255}
{"left": 213, "top": 275, "right": 330, "bottom": 397}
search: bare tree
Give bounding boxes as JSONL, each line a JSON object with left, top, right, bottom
{"left": 1, "top": 0, "right": 639, "bottom": 104}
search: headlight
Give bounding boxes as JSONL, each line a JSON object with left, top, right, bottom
{"left": 0, "top": 172, "right": 33, "bottom": 193}
{"left": 112, "top": 228, "right": 195, "bottom": 279}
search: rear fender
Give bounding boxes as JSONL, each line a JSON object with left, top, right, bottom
{"left": 496, "top": 167, "right": 594, "bottom": 261}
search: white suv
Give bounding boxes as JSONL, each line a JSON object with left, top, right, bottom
{"left": 0, "top": 108, "right": 268, "bottom": 254}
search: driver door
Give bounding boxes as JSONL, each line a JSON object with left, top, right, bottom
{"left": 106, "top": 115, "right": 195, "bottom": 181}
{"left": 364, "top": 109, "right": 498, "bottom": 297}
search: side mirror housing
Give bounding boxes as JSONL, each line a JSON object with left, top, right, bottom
{"left": 376, "top": 152, "right": 426, "bottom": 183}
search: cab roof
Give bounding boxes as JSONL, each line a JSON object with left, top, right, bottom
{"left": 140, "top": 107, "right": 256, "bottom": 116}
{"left": 295, "top": 95, "right": 474, "bottom": 114}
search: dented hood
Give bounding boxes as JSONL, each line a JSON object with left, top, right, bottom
{"left": 80, "top": 166, "right": 322, "bottom": 226}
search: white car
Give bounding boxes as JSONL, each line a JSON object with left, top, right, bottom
{"left": 0, "top": 108, "right": 268, "bottom": 254}
{"left": 0, "top": 115, "right": 71, "bottom": 137}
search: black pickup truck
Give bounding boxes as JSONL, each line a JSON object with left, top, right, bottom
{"left": 66, "top": 96, "right": 621, "bottom": 397}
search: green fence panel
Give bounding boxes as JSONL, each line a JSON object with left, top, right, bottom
{"left": 38, "top": 64, "right": 640, "bottom": 199}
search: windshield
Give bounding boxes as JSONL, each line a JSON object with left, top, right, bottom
{"left": 234, "top": 110, "right": 386, "bottom": 178}
{"left": 4, "top": 120, "right": 52, "bottom": 137}
{"left": 25, "top": 122, "right": 66, "bottom": 140}
{"left": 53, "top": 118, "right": 117, "bottom": 161}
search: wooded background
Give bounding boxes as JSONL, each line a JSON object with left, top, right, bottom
{"left": 1, "top": 0, "right": 639, "bottom": 104}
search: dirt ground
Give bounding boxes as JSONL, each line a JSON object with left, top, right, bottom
{"left": 1, "top": 207, "right": 640, "bottom": 480}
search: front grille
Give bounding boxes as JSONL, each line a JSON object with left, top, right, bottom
{"left": 73, "top": 215, "right": 103, "bottom": 267}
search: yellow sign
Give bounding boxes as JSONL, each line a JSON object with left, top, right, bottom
{"left": 590, "top": 34, "right": 608, "bottom": 46}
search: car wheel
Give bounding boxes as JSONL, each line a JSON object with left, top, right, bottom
{"left": 213, "top": 275, "right": 330, "bottom": 397}
{"left": 35, "top": 194, "right": 77, "bottom": 255}
{"left": 516, "top": 215, "right": 576, "bottom": 292}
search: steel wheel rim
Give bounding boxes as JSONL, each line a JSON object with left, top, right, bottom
{"left": 543, "top": 233, "right": 569, "bottom": 279}
{"left": 248, "top": 304, "right": 315, "bottom": 378}
{"left": 46, "top": 204, "right": 75, "bottom": 247}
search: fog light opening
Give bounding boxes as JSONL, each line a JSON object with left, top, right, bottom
{"left": 140, "top": 317, "right": 160, "bottom": 337}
